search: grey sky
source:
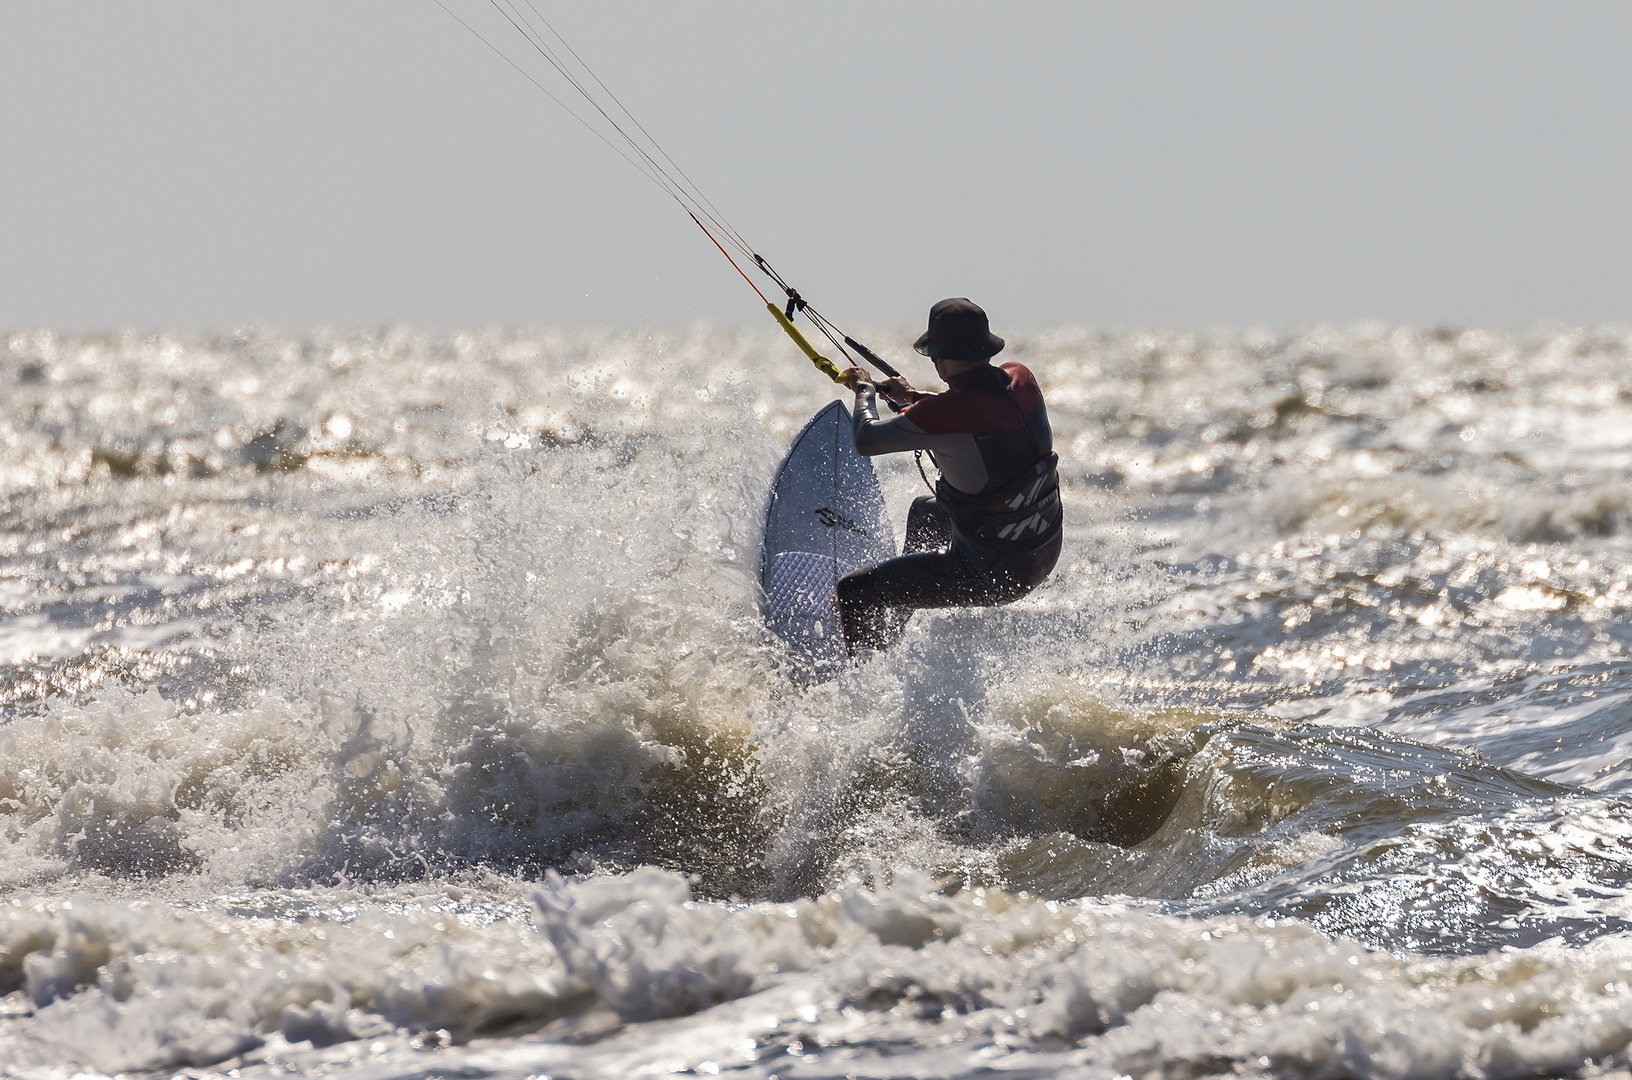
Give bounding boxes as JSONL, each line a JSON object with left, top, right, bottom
{"left": 2, "top": 2, "right": 1628, "bottom": 332}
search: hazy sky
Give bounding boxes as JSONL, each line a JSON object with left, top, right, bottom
{"left": 3, "top": 2, "right": 1629, "bottom": 332}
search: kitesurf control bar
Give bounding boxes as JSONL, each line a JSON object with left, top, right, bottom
{"left": 842, "top": 336, "right": 901, "bottom": 380}
{"left": 752, "top": 253, "right": 903, "bottom": 383}
{"left": 689, "top": 211, "right": 848, "bottom": 385}
{"left": 769, "top": 305, "right": 844, "bottom": 384}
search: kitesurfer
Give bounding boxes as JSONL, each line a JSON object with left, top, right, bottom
{"left": 836, "top": 298, "right": 1062, "bottom": 652}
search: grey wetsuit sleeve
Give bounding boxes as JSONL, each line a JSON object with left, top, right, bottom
{"left": 851, "top": 386, "right": 992, "bottom": 492}
{"left": 851, "top": 386, "right": 936, "bottom": 454}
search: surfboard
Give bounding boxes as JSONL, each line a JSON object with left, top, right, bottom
{"left": 760, "top": 400, "right": 895, "bottom": 678}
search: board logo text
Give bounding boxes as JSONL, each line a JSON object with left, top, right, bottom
{"left": 814, "top": 507, "right": 868, "bottom": 535}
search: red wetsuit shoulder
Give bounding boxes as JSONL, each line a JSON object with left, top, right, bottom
{"left": 1000, "top": 362, "right": 1046, "bottom": 427}
{"left": 901, "top": 361, "right": 1043, "bottom": 436}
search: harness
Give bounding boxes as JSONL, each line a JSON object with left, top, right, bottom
{"left": 935, "top": 453, "right": 1062, "bottom": 553}
{"left": 930, "top": 367, "right": 1063, "bottom": 555}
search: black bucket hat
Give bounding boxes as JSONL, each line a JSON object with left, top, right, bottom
{"left": 913, "top": 297, "right": 1005, "bottom": 361}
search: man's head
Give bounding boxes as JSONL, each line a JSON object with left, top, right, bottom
{"left": 913, "top": 298, "right": 1005, "bottom": 364}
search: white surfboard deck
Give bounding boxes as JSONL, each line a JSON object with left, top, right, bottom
{"left": 760, "top": 400, "right": 895, "bottom": 678}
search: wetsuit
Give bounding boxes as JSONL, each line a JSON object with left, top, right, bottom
{"left": 836, "top": 361, "right": 1063, "bottom": 651}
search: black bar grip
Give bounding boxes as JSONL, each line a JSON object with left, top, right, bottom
{"left": 843, "top": 335, "right": 901, "bottom": 379}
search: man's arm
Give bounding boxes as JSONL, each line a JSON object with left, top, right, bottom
{"left": 839, "top": 367, "right": 992, "bottom": 490}
{"left": 849, "top": 379, "right": 942, "bottom": 456}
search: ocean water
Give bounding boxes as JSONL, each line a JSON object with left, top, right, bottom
{"left": 3, "top": 322, "right": 1632, "bottom": 1078}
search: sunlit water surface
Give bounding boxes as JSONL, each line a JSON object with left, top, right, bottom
{"left": 3, "top": 323, "right": 1632, "bottom": 1078}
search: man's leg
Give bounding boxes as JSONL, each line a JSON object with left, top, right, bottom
{"left": 840, "top": 497, "right": 952, "bottom": 650}
{"left": 903, "top": 496, "right": 952, "bottom": 553}
{"left": 836, "top": 530, "right": 1064, "bottom": 654}
{"left": 836, "top": 548, "right": 982, "bottom": 652}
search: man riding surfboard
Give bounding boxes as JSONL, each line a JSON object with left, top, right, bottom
{"left": 837, "top": 298, "right": 1063, "bottom": 652}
